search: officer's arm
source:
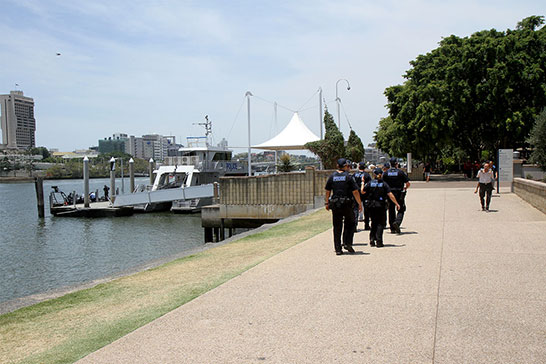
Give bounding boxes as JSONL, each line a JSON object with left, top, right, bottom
{"left": 405, "top": 181, "right": 411, "bottom": 190}
{"left": 325, "top": 189, "right": 331, "bottom": 210}
{"left": 352, "top": 190, "right": 363, "bottom": 211}
{"left": 387, "top": 192, "right": 400, "bottom": 210}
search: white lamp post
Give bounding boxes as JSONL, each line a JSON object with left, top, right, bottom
{"left": 335, "top": 79, "right": 351, "bottom": 128}
{"left": 245, "top": 91, "right": 253, "bottom": 176}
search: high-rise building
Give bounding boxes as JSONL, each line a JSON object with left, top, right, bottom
{"left": 0, "top": 91, "right": 36, "bottom": 149}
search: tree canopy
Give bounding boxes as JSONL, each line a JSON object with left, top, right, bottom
{"left": 346, "top": 129, "right": 365, "bottom": 163}
{"left": 305, "top": 109, "right": 345, "bottom": 169}
{"left": 375, "top": 16, "right": 546, "bottom": 162}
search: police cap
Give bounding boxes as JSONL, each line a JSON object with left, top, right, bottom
{"left": 373, "top": 168, "right": 383, "bottom": 175}
{"left": 390, "top": 157, "right": 398, "bottom": 166}
{"left": 358, "top": 162, "right": 366, "bottom": 169}
{"left": 337, "top": 158, "right": 347, "bottom": 167}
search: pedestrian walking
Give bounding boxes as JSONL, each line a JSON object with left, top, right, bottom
{"left": 382, "top": 157, "right": 410, "bottom": 234}
{"left": 424, "top": 162, "right": 431, "bottom": 182}
{"left": 352, "top": 162, "right": 372, "bottom": 231}
{"left": 474, "top": 162, "right": 495, "bottom": 211}
{"left": 361, "top": 168, "right": 400, "bottom": 247}
{"left": 325, "top": 158, "right": 363, "bottom": 255}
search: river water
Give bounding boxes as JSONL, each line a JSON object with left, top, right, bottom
{"left": 0, "top": 178, "right": 205, "bottom": 305}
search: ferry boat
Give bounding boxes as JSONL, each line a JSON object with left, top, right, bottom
{"left": 119, "top": 116, "right": 245, "bottom": 213}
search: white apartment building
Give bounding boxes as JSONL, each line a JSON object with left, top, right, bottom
{"left": 0, "top": 91, "right": 36, "bottom": 149}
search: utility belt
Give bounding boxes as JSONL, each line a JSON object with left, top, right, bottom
{"left": 366, "top": 199, "right": 386, "bottom": 208}
{"left": 328, "top": 195, "right": 353, "bottom": 210}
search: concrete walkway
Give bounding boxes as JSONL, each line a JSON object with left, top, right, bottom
{"left": 77, "top": 186, "right": 546, "bottom": 364}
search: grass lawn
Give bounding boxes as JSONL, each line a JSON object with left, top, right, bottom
{"left": 0, "top": 209, "right": 331, "bottom": 364}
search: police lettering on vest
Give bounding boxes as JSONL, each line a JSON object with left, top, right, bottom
{"left": 382, "top": 168, "right": 409, "bottom": 190}
{"left": 364, "top": 179, "right": 392, "bottom": 208}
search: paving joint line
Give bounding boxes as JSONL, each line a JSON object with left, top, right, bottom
{"left": 431, "top": 189, "right": 447, "bottom": 363}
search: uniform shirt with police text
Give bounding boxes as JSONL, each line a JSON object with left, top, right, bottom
{"left": 382, "top": 168, "right": 410, "bottom": 190}
{"left": 363, "top": 180, "right": 392, "bottom": 204}
{"left": 325, "top": 171, "right": 359, "bottom": 198}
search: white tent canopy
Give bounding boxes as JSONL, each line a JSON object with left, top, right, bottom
{"left": 253, "top": 112, "right": 320, "bottom": 150}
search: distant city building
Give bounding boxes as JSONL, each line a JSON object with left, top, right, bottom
{"left": 98, "top": 133, "right": 177, "bottom": 161}
{"left": 0, "top": 91, "right": 36, "bottom": 149}
{"left": 365, "top": 143, "right": 390, "bottom": 165}
{"left": 98, "top": 133, "right": 127, "bottom": 154}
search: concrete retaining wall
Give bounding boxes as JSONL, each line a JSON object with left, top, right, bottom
{"left": 220, "top": 167, "right": 329, "bottom": 207}
{"left": 513, "top": 178, "right": 546, "bottom": 214}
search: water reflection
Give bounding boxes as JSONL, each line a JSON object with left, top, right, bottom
{"left": 0, "top": 178, "right": 204, "bottom": 304}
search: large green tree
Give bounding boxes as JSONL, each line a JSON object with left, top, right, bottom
{"left": 376, "top": 16, "right": 546, "bottom": 162}
{"left": 346, "top": 129, "right": 365, "bottom": 163}
{"left": 305, "top": 109, "right": 345, "bottom": 169}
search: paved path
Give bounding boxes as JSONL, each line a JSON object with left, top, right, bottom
{"left": 77, "top": 187, "right": 546, "bottom": 364}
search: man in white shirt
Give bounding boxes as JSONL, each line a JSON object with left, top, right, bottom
{"left": 474, "top": 163, "right": 495, "bottom": 211}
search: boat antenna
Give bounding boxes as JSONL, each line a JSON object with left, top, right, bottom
{"left": 192, "top": 115, "right": 213, "bottom": 146}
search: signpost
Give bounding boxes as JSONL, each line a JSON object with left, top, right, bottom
{"left": 498, "top": 149, "right": 513, "bottom": 192}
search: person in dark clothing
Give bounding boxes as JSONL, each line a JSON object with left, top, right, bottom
{"left": 382, "top": 157, "right": 410, "bottom": 234}
{"left": 362, "top": 168, "right": 400, "bottom": 247}
{"left": 424, "top": 162, "right": 431, "bottom": 182}
{"left": 352, "top": 162, "right": 372, "bottom": 231}
{"left": 103, "top": 185, "right": 110, "bottom": 200}
{"left": 325, "top": 158, "right": 363, "bottom": 255}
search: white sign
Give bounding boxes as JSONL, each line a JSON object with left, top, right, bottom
{"left": 407, "top": 153, "right": 412, "bottom": 173}
{"left": 498, "top": 149, "right": 513, "bottom": 182}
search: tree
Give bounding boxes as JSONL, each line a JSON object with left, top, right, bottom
{"left": 277, "top": 153, "right": 294, "bottom": 172}
{"left": 528, "top": 109, "right": 546, "bottom": 171}
{"left": 346, "top": 129, "right": 365, "bottom": 162}
{"left": 305, "top": 109, "right": 345, "bottom": 169}
{"left": 28, "top": 147, "right": 50, "bottom": 160}
{"left": 376, "top": 16, "right": 546, "bottom": 163}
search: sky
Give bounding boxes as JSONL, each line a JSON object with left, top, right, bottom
{"left": 1, "top": 0, "right": 544, "bottom": 153}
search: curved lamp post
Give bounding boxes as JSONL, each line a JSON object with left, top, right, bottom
{"left": 245, "top": 91, "right": 253, "bottom": 176}
{"left": 335, "top": 79, "right": 351, "bottom": 128}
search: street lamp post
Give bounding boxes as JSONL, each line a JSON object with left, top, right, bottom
{"left": 335, "top": 79, "right": 351, "bottom": 128}
{"left": 245, "top": 91, "right": 253, "bottom": 176}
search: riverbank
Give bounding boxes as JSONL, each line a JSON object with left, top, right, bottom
{"left": 0, "top": 209, "right": 331, "bottom": 364}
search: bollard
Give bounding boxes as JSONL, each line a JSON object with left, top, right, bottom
{"left": 129, "top": 158, "right": 135, "bottom": 193}
{"left": 109, "top": 157, "right": 116, "bottom": 203}
{"left": 149, "top": 158, "right": 155, "bottom": 186}
{"left": 83, "top": 156, "right": 90, "bottom": 207}
{"left": 34, "top": 177, "right": 45, "bottom": 218}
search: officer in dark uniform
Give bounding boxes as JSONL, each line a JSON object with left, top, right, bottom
{"left": 361, "top": 168, "right": 400, "bottom": 247}
{"left": 382, "top": 157, "right": 410, "bottom": 234}
{"left": 325, "top": 158, "right": 363, "bottom": 255}
{"left": 352, "top": 162, "right": 372, "bottom": 230}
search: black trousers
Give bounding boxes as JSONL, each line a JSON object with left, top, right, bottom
{"left": 332, "top": 203, "right": 355, "bottom": 252}
{"left": 369, "top": 206, "right": 387, "bottom": 244}
{"left": 479, "top": 183, "right": 493, "bottom": 208}
{"left": 353, "top": 197, "right": 370, "bottom": 229}
{"left": 388, "top": 190, "right": 406, "bottom": 228}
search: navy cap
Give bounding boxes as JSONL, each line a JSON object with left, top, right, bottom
{"left": 373, "top": 168, "right": 383, "bottom": 175}
{"left": 337, "top": 158, "right": 347, "bottom": 167}
{"left": 384, "top": 162, "right": 390, "bottom": 169}
{"left": 390, "top": 157, "right": 398, "bottom": 166}
{"left": 358, "top": 162, "right": 366, "bottom": 169}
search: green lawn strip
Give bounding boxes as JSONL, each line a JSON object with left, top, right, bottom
{"left": 1, "top": 209, "right": 331, "bottom": 364}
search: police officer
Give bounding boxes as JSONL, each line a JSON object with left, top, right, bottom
{"left": 325, "top": 158, "right": 363, "bottom": 255}
{"left": 352, "top": 162, "right": 372, "bottom": 230}
{"left": 382, "top": 157, "right": 410, "bottom": 234}
{"left": 361, "top": 168, "right": 400, "bottom": 247}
